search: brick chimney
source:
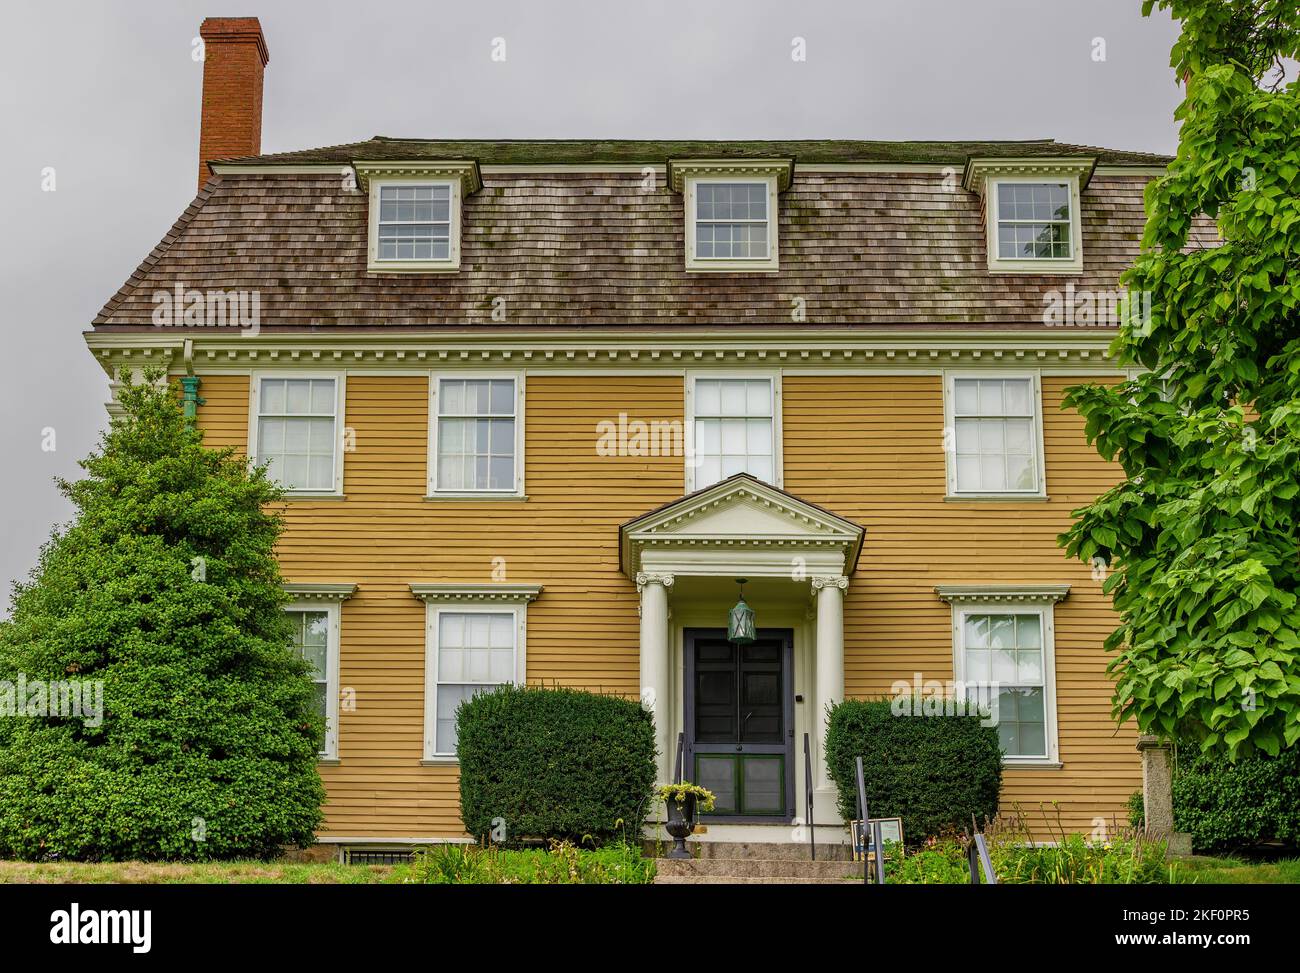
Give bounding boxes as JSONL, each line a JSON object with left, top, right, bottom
{"left": 197, "top": 17, "right": 269, "bottom": 191}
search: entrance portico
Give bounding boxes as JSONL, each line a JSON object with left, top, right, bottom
{"left": 620, "top": 474, "right": 864, "bottom": 829}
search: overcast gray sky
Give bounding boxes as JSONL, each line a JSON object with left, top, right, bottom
{"left": 0, "top": 0, "right": 1188, "bottom": 606}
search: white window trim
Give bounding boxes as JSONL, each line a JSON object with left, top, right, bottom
{"left": 986, "top": 174, "right": 1084, "bottom": 275}
{"left": 942, "top": 369, "right": 1046, "bottom": 500}
{"left": 367, "top": 176, "right": 462, "bottom": 274}
{"left": 945, "top": 593, "right": 1061, "bottom": 767}
{"left": 426, "top": 371, "right": 526, "bottom": 498}
{"left": 248, "top": 371, "right": 346, "bottom": 498}
{"left": 684, "top": 370, "right": 783, "bottom": 493}
{"left": 414, "top": 587, "right": 539, "bottom": 763}
{"left": 684, "top": 173, "right": 780, "bottom": 273}
{"left": 283, "top": 598, "right": 342, "bottom": 761}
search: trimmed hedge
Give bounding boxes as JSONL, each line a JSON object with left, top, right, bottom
{"left": 1174, "top": 747, "right": 1300, "bottom": 853}
{"left": 825, "top": 698, "right": 1003, "bottom": 843}
{"left": 456, "top": 685, "right": 656, "bottom": 846}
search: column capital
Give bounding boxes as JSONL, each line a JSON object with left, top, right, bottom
{"left": 810, "top": 575, "right": 848, "bottom": 591}
{"left": 635, "top": 572, "right": 675, "bottom": 592}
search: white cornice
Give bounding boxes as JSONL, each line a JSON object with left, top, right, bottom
{"left": 963, "top": 157, "right": 1097, "bottom": 193}
{"left": 353, "top": 160, "right": 483, "bottom": 194}
{"left": 666, "top": 158, "right": 794, "bottom": 193}
{"left": 283, "top": 582, "right": 358, "bottom": 601}
{"left": 409, "top": 583, "right": 542, "bottom": 604}
{"left": 934, "top": 584, "right": 1071, "bottom": 605}
{"left": 85, "top": 329, "right": 1122, "bottom": 377}
{"left": 211, "top": 164, "right": 351, "bottom": 175}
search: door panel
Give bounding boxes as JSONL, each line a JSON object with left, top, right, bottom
{"left": 684, "top": 628, "right": 794, "bottom": 821}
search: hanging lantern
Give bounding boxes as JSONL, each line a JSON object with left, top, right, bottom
{"left": 728, "top": 578, "right": 756, "bottom": 645}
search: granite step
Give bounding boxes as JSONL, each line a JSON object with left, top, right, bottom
{"left": 656, "top": 856, "right": 859, "bottom": 880}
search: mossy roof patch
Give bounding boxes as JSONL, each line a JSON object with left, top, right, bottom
{"left": 215, "top": 136, "right": 1170, "bottom": 168}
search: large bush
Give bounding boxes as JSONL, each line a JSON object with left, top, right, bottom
{"left": 456, "top": 684, "right": 656, "bottom": 846}
{"left": 1174, "top": 747, "right": 1300, "bottom": 853}
{"left": 0, "top": 373, "right": 325, "bottom": 860}
{"left": 825, "top": 698, "right": 1002, "bottom": 843}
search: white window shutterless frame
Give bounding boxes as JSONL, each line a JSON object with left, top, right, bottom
{"left": 284, "top": 601, "right": 341, "bottom": 759}
{"left": 249, "top": 374, "right": 345, "bottom": 497}
{"left": 684, "top": 174, "right": 780, "bottom": 272}
{"left": 952, "top": 604, "right": 1059, "bottom": 765}
{"left": 685, "top": 373, "right": 782, "bottom": 492}
{"left": 422, "top": 605, "right": 527, "bottom": 760}
{"left": 367, "top": 178, "right": 461, "bottom": 273}
{"left": 944, "top": 371, "right": 1046, "bottom": 499}
{"left": 427, "top": 373, "right": 525, "bottom": 498}
{"left": 986, "top": 175, "right": 1084, "bottom": 274}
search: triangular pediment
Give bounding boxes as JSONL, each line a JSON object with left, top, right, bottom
{"left": 619, "top": 474, "right": 864, "bottom": 578}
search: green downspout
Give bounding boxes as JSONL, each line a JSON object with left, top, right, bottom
{"left": 180, "top": 375, "right": 204, "bottom": 421}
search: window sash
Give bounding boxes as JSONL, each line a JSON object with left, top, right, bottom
{"left": 376, "top": 184, "right": 453, "bottom": 262}
{"left": 694, "top": 182, "right": 770, "bottom": 260}
{"left": 994, "top": 182, "right": 1073, "bottom": 260}
{"left": 959, "top": 609, "right": 1050, "bottom": 760}
{"left": 257, "top": 378, "right": 337, "bottom": 493}
{"left": 287, "top": 608, "right": 334, "bottom": 757}
{"left": 434, "top": 378, "right": 518, "bottom": 493}
{"left": 432, "top": 610, "right": 518, "bottom": 756}
{"left": 691, "top": 378, "right": 775, "bottom": 487}
{"left": 950, "top": 377, "right": 1039, "bottom": 494}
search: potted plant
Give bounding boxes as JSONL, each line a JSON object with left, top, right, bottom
{"left": 657, "top": 782, "right": 716, "bottom": 859}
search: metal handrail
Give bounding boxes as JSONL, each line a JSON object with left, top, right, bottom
{"left": 967, "top": 815, "right": 998, "bottom": 884}
{"left": 673, "top": 731, "right": 684, "bottom": 784}
{"left": 853, "top": 756, "right": 885, "bottom": 885}
{"left": 802, "top": 733, "right": 816, "bottom": 861}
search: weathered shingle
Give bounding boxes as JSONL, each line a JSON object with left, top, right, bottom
{"left": 94, "top": 167, "right": 1214, "bottom": 329}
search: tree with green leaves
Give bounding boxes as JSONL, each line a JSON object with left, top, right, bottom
{"left": 0, "top": 372, "right": 325, "bottom": 860}
{"left": 1061, "top": 1, "right": 1300, "bottom": 757}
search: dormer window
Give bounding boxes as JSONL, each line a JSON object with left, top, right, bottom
{"left": 668, "top": 159, "right": 792, "bottom": 273}
{"left": 377, "top": 183, "right": 452, "bottom": 262}
{"left": 964, "top": 158, "right": 1092, "bottom": 275}
{"left": 355, "top": 161, "right": 481, "bottom": 274}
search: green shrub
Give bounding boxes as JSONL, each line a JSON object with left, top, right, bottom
{"left": 1174, "top": 747, "right": 1300, "bottom": 853}
{"left": 884, "top": 842, "right": 972, "bottom": 884}
{"left": 407, "top": 840, "right": 654, "bottom": 884}
{"left": 824, "top": 698, "right": 1003, "bottom": 843}
{"left": 1127, "top": 791, "right": 1145, "bottom": 829}
{"left": 0, "top": 373, "right": 325, "bottom": 861}
{"left": 456, "top": 684, "right": 656, "bottom": 846}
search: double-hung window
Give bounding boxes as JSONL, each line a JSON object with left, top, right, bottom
{"left": 284, "top": 603, "right": 340, "bottom": 759}
{"left": 430, "top": 376, "right": 522, "bottom": 495}
{"left": 946, "top": 373, "right": 1043, "bottom": 497}
{"left": 413, "top": 584, "right": 539, "bottom": 762}
{"left": 940, "top": 585, "right": 1064, "bottom": 766}
{"left": 254, "top": 376, "right": 341, "bottom": 494}
{"left": 688, "top": 376, "right": 778, "bottom": 490}
{"left": 684, "top": 175, "right": 780, "bottom": 272}
{"left": 994, "top": 182, "right": 1073, "bottom": 260}
{"left": 363, "top": 170, "right": 469, "bottom": 273}
{"left": 430, "top": 610, "right": 518, "bottom": 756}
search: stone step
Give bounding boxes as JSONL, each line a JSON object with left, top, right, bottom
{"left": 656, "top": 857, "right": 858, "bottom": 880}
{"left": 654, "top": 875, "right": 861, "bottom": 885}
{"left": 684, "top": 841, "right": 853, "bottom": 861}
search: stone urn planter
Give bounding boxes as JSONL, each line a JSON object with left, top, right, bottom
{"left": 658, "top": 782, "right": 715, "bottom": 860}
{"left": 664, "top": 793, "right": 698, "bottom": 859}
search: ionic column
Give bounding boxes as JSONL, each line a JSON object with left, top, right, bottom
{"left": 637, "top": 572, "right": 674, "bottom": 785}
{"left": 812, "top": 575, "right": 848, "bottom": 794}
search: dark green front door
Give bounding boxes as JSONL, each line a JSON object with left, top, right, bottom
{"left": 685, "top": 629, "right": 794, "bottom": 821}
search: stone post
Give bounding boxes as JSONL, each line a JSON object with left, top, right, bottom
{"left": 1136, "top": 735, "right": 1192, "bottom": 857}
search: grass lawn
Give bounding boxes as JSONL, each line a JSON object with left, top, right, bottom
{"left": 0, "top": 860, "right": 403, "bottom": 884}
{"left": 1171, "top": 856, "right": 1300, "bottom": 884}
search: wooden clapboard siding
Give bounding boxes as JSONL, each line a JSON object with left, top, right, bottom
{"left": 783, "top": 373, "right": 1135, "bottom": 836}
{"left": 197, "top": 373, "right": 683, "bottom": 838}
{"left": 199, "top": 369, "right": 1133, "bottom": 840}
